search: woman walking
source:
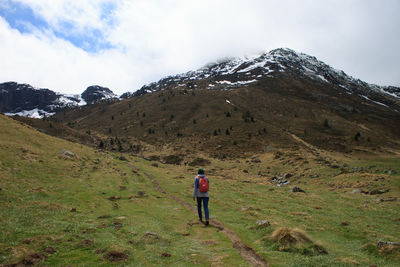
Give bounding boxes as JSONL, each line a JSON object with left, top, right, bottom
{"left": 193, "top": 168, "right": 210, "bottom": 225}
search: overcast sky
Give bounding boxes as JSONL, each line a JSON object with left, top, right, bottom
{"left": 0, "top": 0, "right": 399, "bottom": 95}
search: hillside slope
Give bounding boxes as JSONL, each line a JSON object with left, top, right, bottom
{"left": 53, "top": 73, "right": 400, "bottom": 158}
{"left": 0, "top": 114, "right": 248, "bottom": 266}
{"left": 1, "top": 114, "right": 399, "bottom": 266}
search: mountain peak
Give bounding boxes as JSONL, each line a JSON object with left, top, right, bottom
{"left": 131, "top": 48, "right": 399, "bottom": 110}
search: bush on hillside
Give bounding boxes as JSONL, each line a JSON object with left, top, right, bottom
{"left": 267, "top": 227, "right": 327, "bottom": 255}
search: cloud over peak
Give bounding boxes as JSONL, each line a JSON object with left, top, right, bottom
{"left": 0, "top": 0, "right": 399, "bottom": 95}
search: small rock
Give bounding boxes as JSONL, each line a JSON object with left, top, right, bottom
{"left": 251, "top": 157, "right": 261, "bottom": 163}
{"left": 314, "top": 206, "right": 322, "bottom": 210}
{"left": 291, "top": 186, "right": 305, "bottom": 193}
{"left": 70, "top": 208, "right": 77, "bottom": 212}
{"left": 113, "top": 203, "right": 119, "bottom": 210}
{"left": 243, "top": 170, "right": 248, "bottom": 173}
{"left": 60, "top": 149, "right": 75, "bottom": 158}
{"left": 341, "top": 221, "right": 349, "bottom": 226}
{"left": 310, "top": 174, "right": 320, "bottom": 179}
{"left": 144, "top": 231, "right": 159, "bottom": 237}
{"left": 151, "top": 163, "right": 159, "bottom": 167}
{"left": 118, "top": 156, "right": 127, "bottom": 161}
{"left": 349, "top": 189, "right": 362, "bottom": 194}
{"left": 256, "top": 220, "right": 270, "bottom": 227}
{"left": 216, "top": 145, "right": 222, "bottom": 150}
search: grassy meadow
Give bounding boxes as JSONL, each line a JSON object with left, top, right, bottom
{"left": 0, "top": 114, "right": 399, "bottom": 266}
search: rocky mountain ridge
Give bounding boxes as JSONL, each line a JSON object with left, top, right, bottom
{"left": 0, "top": 82, "right": 117, "bottom": 118}
{"left": 133, "top": 48, "right": 400, "bottom": 110}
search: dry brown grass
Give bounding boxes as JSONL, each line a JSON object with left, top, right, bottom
{"left": 272, "top": 227, "right": 312, "bottom": 245}
{"left": 270, "top": 227, "right": 327, "bottom": 255}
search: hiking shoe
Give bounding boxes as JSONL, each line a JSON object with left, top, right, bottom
{"left": 205, "top": 221, "right": 209, "bottom": 226}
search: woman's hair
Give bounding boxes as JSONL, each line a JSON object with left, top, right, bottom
{"left": 198, "top": 168, "right": 204, "bottom": 174}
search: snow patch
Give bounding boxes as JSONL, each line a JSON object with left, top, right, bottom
{"left": 360, "top": 95, "right": 390, "bottom": 108}
{"left": 5, "top": 108, "right": 55, "bottom": 118}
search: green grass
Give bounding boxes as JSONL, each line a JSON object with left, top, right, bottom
{"left": 1, "top": 114, "right": 399, "bottom": 266}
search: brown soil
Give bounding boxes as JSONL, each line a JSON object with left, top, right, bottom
{"left": 161, "top": 252, "right": 171, "bottom": 257}
{"left": 143, "top": 172, "right": 268, "bottom": 267}
{"left": 104, "top": 251, "right": 128, "bottom": 262}
{"left": 44, "top": 246, "right": 56, "bottom": 254}
{"left": 189, "top": 157, "right": 211, "bottom": 166}
{"left": 94, "top": 248, "right": 106, "bottom": 254}
{"left": 7, "top": 253, "right": 47, "bottom": 266}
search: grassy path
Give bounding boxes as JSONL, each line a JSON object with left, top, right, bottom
{"left": 143, "top": 171, "right": 269, "bottom": 267}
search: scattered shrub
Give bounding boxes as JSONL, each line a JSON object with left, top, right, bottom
{"left": 354, "top": 132, "right": 361, "bottom": 141}
{"left": 269, "top": 227, "right": 327, "bottom": 255}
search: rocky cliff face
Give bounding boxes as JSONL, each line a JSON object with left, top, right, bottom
{"left": 0, "top": 82, "right": 117, "bottom": 118}
{"left": 0, "top": 82, "right": 62, "bottom": 117}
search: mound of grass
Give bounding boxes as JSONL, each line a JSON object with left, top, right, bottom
{"left": 269, "top": 227, "right": 327, "bottom": 256}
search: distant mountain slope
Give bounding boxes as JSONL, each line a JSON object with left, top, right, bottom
{"left": 52, "top": 49, "right": 400, "bottom": 155}
{"left": 0, "top": 82, "right": 117, "bottom": 118}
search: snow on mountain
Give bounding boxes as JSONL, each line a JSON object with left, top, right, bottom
{"left": 2, "top": 48, "right": 399, "bottom": 118}
{"left": 132, "top": 48, "right": 400, "bottom": 109}
{"left": 0, "top": 82, "right": 117, "bottom": 118}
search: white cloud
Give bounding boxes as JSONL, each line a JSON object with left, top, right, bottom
{"left": 0, "top": 0, "right": 399, "bottom": 95}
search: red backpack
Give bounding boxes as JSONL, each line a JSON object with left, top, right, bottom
{"left": 198, "top": 176, "right": 209, "bottom": 193}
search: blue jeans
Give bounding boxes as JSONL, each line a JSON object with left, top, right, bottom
{"left": 197, "top": 197, "right": 209, "bottom": 221}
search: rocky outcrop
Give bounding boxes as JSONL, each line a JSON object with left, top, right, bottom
{"left": 81, "top": 85, "right": 117, "bottom": 103}
{"left": 0, "top": 82, "right": 58, "bottom": 113}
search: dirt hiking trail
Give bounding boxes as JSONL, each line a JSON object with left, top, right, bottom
{"left": 143, "top": 172, "right": 268, "bottom": 267}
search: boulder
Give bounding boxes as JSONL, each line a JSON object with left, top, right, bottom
{"left": 349, "top": 189, "right": 362, "bottom": 194}
{"left": 60, "top": 149, "right": 75, "bottom": 158}
{"left": 292, "top": 186, "right": 306, "bottom": 193}
{"left": 256, "top": 220, "right": 270, "bottom": 227}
